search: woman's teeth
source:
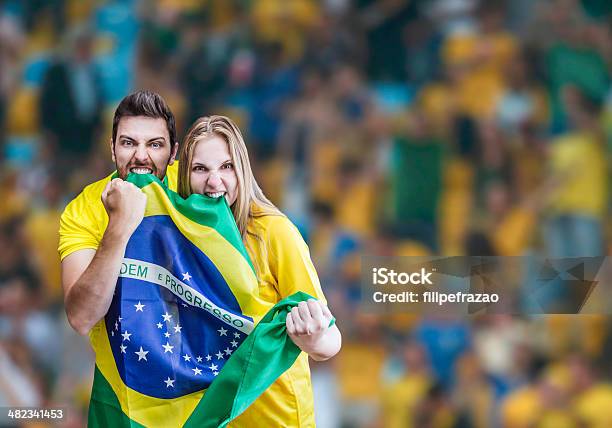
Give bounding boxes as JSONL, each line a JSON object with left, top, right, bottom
{"left": 206, "top": 192, "right": 225, "bottom": 198}
{"left": 131, "top": 168, "right": 152, "bottom": 174}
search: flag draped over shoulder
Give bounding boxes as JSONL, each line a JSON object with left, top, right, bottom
{"left": 87, "top": 174, "right": 324, "bottom": 427}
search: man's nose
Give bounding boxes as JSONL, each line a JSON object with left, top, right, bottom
{"left": 134, "top": 144, "right": 149, "bottom": 162}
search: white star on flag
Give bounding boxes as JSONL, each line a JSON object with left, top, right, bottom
{"left": 216, "top": 351, "right": 224, "bottom": 360}
{"left": 122, "top": 331, "right": 132, "bottom": 341}
{"left": 213, "top": 372, "right": 218, "bottom": 376}
{"left": 196, "top": 356, "right": 203, "bottom": 363}
{"left": 162, "top": 312, "right": 172, "bottom": 322}
{"left": 230, "top": 340, "right": 238, "bottom": 348}
{"left": 118, "top": 316, "right": 123, "bottom": 322}
{"left": 156, "top": 322, "right": 163, "bottom": 329}
{"left": 114, "top": 321, "right": 119, "bottom": 330}
{"left": 218, "top": 327, "right": 227, "bottom": 336}
{"left": 183, "top": 354, "right": 191, "bottom": 362}
{"left": 120, "top": 344, "right": 127, "bottom": 354}
{"left": 206, "top": 355, "right": 212, "bottom": 361}
{"left": 164, "top": 377, "right": 175, "bottom": 388}
{"left": 192, "top": 367, "right": 202, "bottom": 375}
{"left": 224, "top": 348, "right": 232, "bottom": 356}
{"left": 134, "top": 301, "right": 145, "bottom": 312}
{"left": 234, "top": 332, "right": 241, "bottom": 338}
{"left": 164, "top": 332, "right": 171, "bottom": 338}
{"left": 162, "top": 342, "right": 174, "bottom": 353}
{"left": 135, "top": 346, "right": 149, "bottom": 361}
{"left": 209, "top": 363, "right": 218, "bottom": 371}
{"left": 111, "top": 331, "right": 115, "bottom": 337}
{"left": 182, "top": 303, "right": 188, "bottom": 308}
{"left": 174, "top": 324, "right": 182, "bottom": 333}
{"left": 182, "top": 272, "right": 192, "bottom": 281}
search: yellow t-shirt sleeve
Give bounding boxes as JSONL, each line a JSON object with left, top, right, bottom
{"left": 58, "top": 181, "right": 108, "bottom": 261}
{"left": 266, "top": 216, "right": 326, "bottom": 302}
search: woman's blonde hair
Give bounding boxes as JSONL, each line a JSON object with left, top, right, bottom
{"left": 178, "top": 115, "right": 282, "bottom": 238}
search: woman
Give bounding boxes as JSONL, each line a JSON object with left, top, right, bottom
{"left": 177, "top": 115, "right": 342, "bottom": 426}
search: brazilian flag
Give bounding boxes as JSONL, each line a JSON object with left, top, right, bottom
{"left": 87, "top": 174, "right": 317, "bottom": 427}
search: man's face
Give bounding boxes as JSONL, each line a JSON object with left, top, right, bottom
{"left": 111, "top": 116, "right": 177, "bottom": 180}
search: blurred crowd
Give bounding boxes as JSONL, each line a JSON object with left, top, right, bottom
{"left": 0, "top": 0, "right": 610, "bottom": 426}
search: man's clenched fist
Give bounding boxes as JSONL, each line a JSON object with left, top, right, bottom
{"left": 101, "top": 178, "right": 147, "bottom": 238}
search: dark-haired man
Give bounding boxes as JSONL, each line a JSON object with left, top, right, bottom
{"left": 59, "top": 90, "right": 179, "bottom": 335}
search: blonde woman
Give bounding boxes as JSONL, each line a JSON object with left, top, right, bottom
{"left": 177, "top": 115, "right": 342, "bottom": 426}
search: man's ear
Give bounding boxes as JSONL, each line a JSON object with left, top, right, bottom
{"left": 110, "top": 138, "right": 116, "bottom": 163}
{"left": 168, "top": 142, "right": 179, "bottom": 165}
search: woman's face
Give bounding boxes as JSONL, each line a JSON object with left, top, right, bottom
{"left": 190, "top": 136, "right": 238, "bottom": 206}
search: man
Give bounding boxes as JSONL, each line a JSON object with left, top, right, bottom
{"left": 59, "top": 90, "right": 179, "bottom": 336}
{"left": 40, "top": 26, "right": 104, "bottom": 161}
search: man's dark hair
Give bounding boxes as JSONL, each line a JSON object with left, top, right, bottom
{"left": 112, "top": 90, "right": 177, "bottom": 146}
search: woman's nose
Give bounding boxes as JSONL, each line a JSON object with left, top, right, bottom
{"left": 207, "top": 172, "right": 222, "bottom": 188}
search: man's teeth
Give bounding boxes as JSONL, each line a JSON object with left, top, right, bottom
{"left": 206, "top": 192, "right": 225, "bottom": 198}
{"left": 131, "top": 168, "right": 152, "bottom": 174}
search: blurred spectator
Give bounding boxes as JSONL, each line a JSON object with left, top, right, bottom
{"left": 384, "top": 109, "right": 445, "bottom": 251}
{"left": 357, "top": 0, "right": 418, "bottom": 81}
{"left": 401, "top": 16, "right": 443, "bottom": 87}
{"left": 451, "top": 351, "right": 496, "bottom": 428}
{"left": 0, "top": 13, "right": 24, "bottom": 147}
{"left": 413, "top": 317, "right": 471, "bottom": 389}
{"left": 567, "top": 354, "right": 612, "bottom": 427}
{"left": 495, "top": 50, "right": 548, "bottom": 139}
{"left": 23, "top": 173, "right": 64, "bottom": 304}
{"left": 544, "top": 85, "right": 608, "bottom": 257}
{"left": 413, "top": 382, "right": 461, "bottom": 428}
{"left": 0, "top": 341, "right": 43, "bottom": 408}
{"left": 442, "top": 1, "right": 518, "bottom": 120}
{"left": 335, "top": 314, "right": 386, "bottom": 427}
{"left": 21, "top": 0, "right": 65, "bottom": 35}
{"left": 249, "top": 41, "right": 301, "bottom": 159}
{"left": 381, "top": 340, "right": 432, "bottom": 428}
{"left": 251, "top": 0, "right": 321, "bottom": 63}
{"left": 539, "top": 0, "right": 610, "bottom": 132}
{"left": 177, "top": 9, "right": 244, "bottom": 126}
{"left": 39, "top": 26, "right": 104, "bottom": 163}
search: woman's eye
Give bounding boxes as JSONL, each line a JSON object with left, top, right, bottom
{"left": 192, "top": 166, "right": 205, "bottom": 172}
{"left": 121, "top": 140, "right": 133, "bottom": 146}
{"left": 221, "top": 163, "right": 233, "bottom": 170}
{"left": 151, "top": 142, "right": 161, "bottom": 149}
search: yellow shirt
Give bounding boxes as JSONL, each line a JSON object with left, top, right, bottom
{"left": 336, "top": 341, "right": 386, "bottom": 402}
{"left": 492, "top": 207, "right": 536, "bottom": 256}
{"left": 26, "top": 208, "right": 63, "bottom": 300}
{"left": 443, "top": 32, "right": 517, "bottom": 119}
{"left": 501, "top": 386, "right": 541, "bottom": 428}
{"left": 382, "top": 373, "right": 430, "bottom": 428}
{"left": 573, "top": 383, "right": 612, "bottom": 428}
{"left": 59, "top": 165, "right": 325, "bottom": 427}
{"left": 232, "top": 212, "right": 326, "bottom": 427}
{"left": 534, "top": 410, "right": 579, "bottom": 428}
{"left": 548, "top": 132, "right": 608, "bottom": 218}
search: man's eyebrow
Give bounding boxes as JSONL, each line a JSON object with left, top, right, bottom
{"left": 117, "top": 135, "right": 167, "bottom": 142}
{"left": 148, "top": 137, "right": 167, "bottom": 143}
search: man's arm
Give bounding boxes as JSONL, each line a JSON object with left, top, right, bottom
{"left": 62, "top": 179, "right": 146, "bottom": 335}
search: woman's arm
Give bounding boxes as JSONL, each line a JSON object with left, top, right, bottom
{"left": 286, "top": 299, "right": 342, "bottom": 361}
{"left": 261, "top": 216, "right": 342, "bottom": 360}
